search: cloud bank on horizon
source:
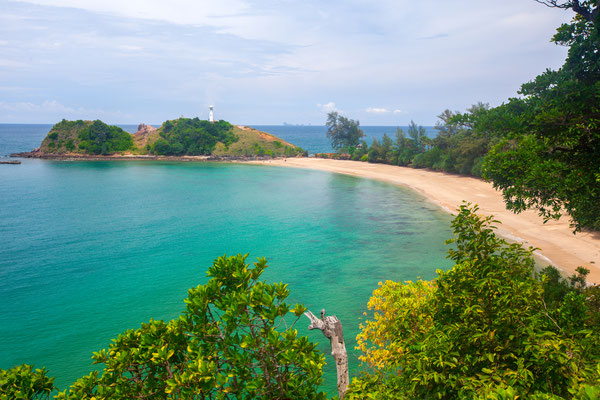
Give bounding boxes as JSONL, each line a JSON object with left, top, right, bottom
{"left": 0, "top": 0, "right": 573, "bottom": 125}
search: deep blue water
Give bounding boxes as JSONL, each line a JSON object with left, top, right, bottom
{"left": 0, "top": 124, "right": 452, "bottom": 395}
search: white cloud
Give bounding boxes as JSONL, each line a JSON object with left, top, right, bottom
{"left": 2, "top": 0, "right": 576, "bottom": 124}
{"left": 0, "top": 59, "right": 27, "bottom": 68}
{"left": 13, "top": 0, "right": 249, "bottom": 25}
{"left": 366, "top": 107, "right": 389, "bottom": 114}
{"left": 116, "top": 44, "right": 143, "bottom": 52}
{"left": 0, "top": 100, "right": 133, "bottom": 122}
{"left": 0, "top": 99, "right": 82, "bottom": 113}
{"left": 317, "top": 102, "right": 339, "bottom": 113}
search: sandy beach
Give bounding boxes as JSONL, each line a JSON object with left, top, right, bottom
{"left": 251, "top": 158, "right": 600, "bottom": 285}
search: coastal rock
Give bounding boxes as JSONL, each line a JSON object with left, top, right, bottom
{"left": 134, "top": 123, "right": 156, "bottom": 136}
{"left": 134, "top": 123, "right": 158, "bottom": 148}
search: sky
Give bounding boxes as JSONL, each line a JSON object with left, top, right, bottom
{"left": 0, "top": 0, "right": 575, "bottom": 125}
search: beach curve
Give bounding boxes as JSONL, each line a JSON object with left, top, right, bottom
{"left": 249, "top": 158, "right": 600, "bottom": 285}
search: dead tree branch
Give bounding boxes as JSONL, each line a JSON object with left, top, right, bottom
{"left": 305, "top": 309, "right": 349, "bottom": 399}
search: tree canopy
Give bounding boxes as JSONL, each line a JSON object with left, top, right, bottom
{"left": 150, "top": 118, "right": 237, "bottom": 156}
{"left": 325, "top": 112, "right": 365, "bottom": 153}
{"left": 482, "top": 4, "right": 600, "bottom": 231}
{"left": 77, "top": 120, "right": 134, "bottom": 155}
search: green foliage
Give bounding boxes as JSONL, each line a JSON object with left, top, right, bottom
{"left": 327, "top": 109, "right": 489, "bottom": 176}
{"left": 390, "top": 122, "right": 429, "bottom": 166}
{"left": 41, "top": 120, "right": 89, "bottom": 154}
{"left": 0, "top": 364, "right": 56, "bottom": 400}
{"left": 480, "top": 11, "right": 600, "bottom": 231}
{"left": 325, "top": 112, "right": 365, "bottom": 152}
{"left": 77, "top": 120, "right": 133, "bottom": 155}
{"left": 150, "top": 118, "right": 236, "bottom": 156}
{"left": 2, "top": 255, "right": 325, "bottom": 399}
{"left": 348, "top": 204, "right": 600, "bottom": 399}
{"left": 253, "top": 143, "right": 273, "bottom": 156}
{"left": 413, "top": 104, "right": 494, "bottom": 177}
{"left": 64, "top": 140, "right": 75, "bottom": 152}
{"left": 350, "top": 140, "right": 368, "bottom": 161}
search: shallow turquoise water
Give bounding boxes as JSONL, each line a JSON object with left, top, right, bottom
{"left": 0, "top": 159, "right": 453, "bottom": 394}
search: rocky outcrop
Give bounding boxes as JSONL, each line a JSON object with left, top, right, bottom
{"left": 134, "top": 123, "right": 158, "bottom": 149}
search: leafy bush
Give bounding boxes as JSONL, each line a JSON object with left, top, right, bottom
{"left": 348, "top": 204, "right": 600, "bottom": 399}
{"left": 1, "top": 255, "right": 326, "bottom": 400}
{"left": 0, "top": 364, "right": 55, "bottom": 400}
{"left": 65, "top": 140, "right": 75, "bottom": 152}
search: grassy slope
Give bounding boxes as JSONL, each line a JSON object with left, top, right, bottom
{"left": 133, "top": 128, "right": 160, "bottom": 154}
{"left": 212, "top": 126, "right": 303, "bottom": 157}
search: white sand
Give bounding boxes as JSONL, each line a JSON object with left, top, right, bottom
{"left": 250, "top": 158, "right": 600, "bottom": 284}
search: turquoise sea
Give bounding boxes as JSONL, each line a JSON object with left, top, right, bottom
{"left": 0, "top": 124, "right": 453, "bottom": 395}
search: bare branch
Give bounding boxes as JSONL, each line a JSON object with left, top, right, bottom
{"left": 305, "top": 309, "right": 349, "bottom": 399}
{"left": 534, "top": 0, "right": 573, "bottom": 9}
{"left": 533, "top": 0, "right": 598, "bottom": 22}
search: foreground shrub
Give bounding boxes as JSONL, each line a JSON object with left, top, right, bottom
{"left": 1, "top": 255, "right": 325, "bottom": 400}
{"left": 348, "top": 204, "right": 600, "bottom": 399}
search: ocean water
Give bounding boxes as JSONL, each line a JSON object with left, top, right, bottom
{"left": 0, "top": 124, "right": 453, "bottom": 395}
{"left": 0, "top": 123, "right": 436, "bottom": 157}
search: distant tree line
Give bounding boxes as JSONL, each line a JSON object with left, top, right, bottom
{"left": 324, "top": 107, "right": 492, "bottom": 178}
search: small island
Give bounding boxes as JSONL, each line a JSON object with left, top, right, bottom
{"left": 12, "top": 118, "right": 305, "bottom": 160}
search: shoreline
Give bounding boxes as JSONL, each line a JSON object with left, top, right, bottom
{"left": 248, "top": 158, "right": 600, "bottom": 285}
{"left": 9, "top": 152, "right": 278, "bottom": 162}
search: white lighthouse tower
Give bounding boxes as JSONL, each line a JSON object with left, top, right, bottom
{"left": 209, "top": 105, "right": 214, "bottom": 123}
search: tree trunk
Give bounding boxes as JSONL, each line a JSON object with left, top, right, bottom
{"left": 305, "top": 309, "right": 349, "bottom": 399}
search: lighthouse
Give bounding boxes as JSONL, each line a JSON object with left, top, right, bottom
{"left": 209, "top": 105, "right": 214, "bottom": 123}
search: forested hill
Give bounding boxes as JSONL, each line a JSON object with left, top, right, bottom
{"left": 35, "top": 118, "right": 305, "bottom": 158}
{"left": 40, "top": 119, "right": 133, "bottom": 155}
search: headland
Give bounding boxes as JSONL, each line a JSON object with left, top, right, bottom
{"left": 10, "top": 118, "right": 305, "bottom": 160}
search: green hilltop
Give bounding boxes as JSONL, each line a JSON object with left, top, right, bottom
{"left": 39, "top": 118, "right": 304, "bottom": 158}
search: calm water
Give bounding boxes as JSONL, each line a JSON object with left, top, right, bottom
{"left": 0, "top": 124, "right": 453, "bottom": 395}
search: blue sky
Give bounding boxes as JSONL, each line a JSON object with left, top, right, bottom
{"left": 0, "top": 0, "right": 573, "bottom": 125}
